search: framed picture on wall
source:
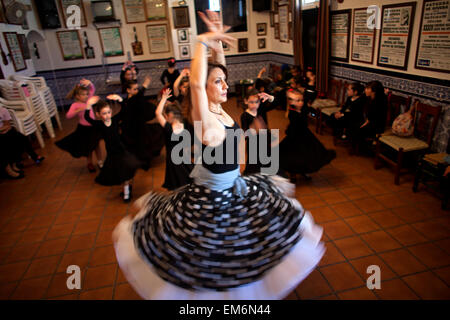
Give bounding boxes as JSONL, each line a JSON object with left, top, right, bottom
{"left": 17, "top": 34, "right": 31, "bottom": 60}
{"left": 56, "top": 30, "right": 84, "bottom": 61}
{"left": 330, "top": 9, "right": 351, "bottom": 62}
{"left": 258, "top": 38, "right": 266, "bottom": 49}
{"left": 351, "top": 8, "right": 376, "bottom": 64}
{"left": 122, "top": 0, "right": 147, "bottom": 23}
{"left": 274, "top": 23, "right": 280, "bottom": 39}
{"left": 172, "top": 6, "right": 190, "bottom": 28}
{"left": 177, "top": 29, "right": 189, "bottom": 43}
{"left": 59, "top": 0, "right": 87, "bottom": 28}
{"left": 257, "top": 23, "right": 267, "bottom": 36}
{"left": 146, "top": 0, "right": 167, "bottom": 21}
{"left": 238, "top": 38, "right": 248, "bottom": 52}
{"left": 279, "top": 5, "right": 289, "bottom": 43}
{"left": 377, "top": 2, "right": 416, "bottom": 70}
{"left": 98, "top": 27, "right": 124, "bottom": 57}
{"left": 3, "top": 32, "right": 26, "bottom": 71}
{"left": 179, "top": 44, "right": 190, "bottom": 59}
{"left": 415, "top": 0, "right": 450, "bottom": 73}
{"left": 146, "top": 24, "right": 171, "bottom": 53}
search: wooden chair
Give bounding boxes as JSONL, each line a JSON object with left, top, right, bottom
{"left": 374, "top": 100, "right": 442, "bottom": 185}
{"left": 315, "top": 79, "right": 342, "bottom": 134}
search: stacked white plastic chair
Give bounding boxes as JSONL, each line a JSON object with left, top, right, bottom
{"left": 9, "top": 74, "right": 62, "bottom": 131}
{"left": 0, "top": 79, "right": 55, "bottom": 138}
{"left": 0, "top": 97, "right": 45, "bottom": 148}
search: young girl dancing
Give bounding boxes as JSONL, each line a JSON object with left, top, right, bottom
{"left": 113, "top": 10, "right": 324, "bottom": 300}
{"left": 280, "top": 88, "right": 336, "bottom": 182}
{"left": 155, "top": 88, "right": 193, "bottom": 190}
{"left": 84, "top": 95, "right": 142, "bottom": 202}
{"left": 55, "top": 79, "right": 103, "bottom": 172}
{"left": 240, "top": 88, "right": 277, "bottom": 175}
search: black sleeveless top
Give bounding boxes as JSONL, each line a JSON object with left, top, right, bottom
{"left": 201, "top": 121, "right": 241, "bottom": 174}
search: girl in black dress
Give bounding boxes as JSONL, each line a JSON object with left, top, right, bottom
{"left": 84, "top": 96, "right": 142, "bottom": 202}
{"left": 160, "top": 58, "right": 180, "bottom": 93}
{"left": 155, "top": 88, "right": 193, "bottom": 190}
{"left": 353, "top": 81, "right": 388, "bottom": 152}
{"left": 280, "top": 88, "right": 336, "bottom": 182}
{"left": 240, "top": 88, "right": 277, "bottom": 175}
{"left": 120, "top": 61, "right": 138, "bottom": 94}
{"left": 119, "top": 77, "right": 164, "bottom": 169}
{"left": 329, "top": 82, "right": 366, "bottom": 140}
{"left": 304, "top": 68, "right": 317, "bottom": 108}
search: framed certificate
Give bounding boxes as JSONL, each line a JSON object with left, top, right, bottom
{"left": 377, "top": 2, "right": 416, "bottom": 70}
{"left": 415, "top": 0, "right": 450, "bottom": 73}
{"left": 59, "top": 0, "right": 87, "bottom": 28}
{"left": 172, "top": 6, "right": 190, "bottom": 28}
{"left": 98, "top": 27, "right": 124, "bottom": 57}
{"left": 122, "top": 0, "right": 147, "bottom": 23}
{"left": 145, "top": 0, "right": 167, "bottom": 21}
{"left": 56, "top": 30, "right": 84, "bottom": 61}
{"left": 279, "top": 4, "right": 289, "bottom": 43}
{"left": 331, "top": 9, "right": 351, "bottom": 62}
{"left": 351, "top": 8, "right": 376, "bottom": 64}
{"left": 146, "top": 24, "right": 171, "bottom": 53}
{"left": 3, "top": 32, "right": 26, "bottom": 71}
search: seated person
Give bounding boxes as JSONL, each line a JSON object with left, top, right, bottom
{"left": 328, "top": 82, "right": 366, "bottom": 140}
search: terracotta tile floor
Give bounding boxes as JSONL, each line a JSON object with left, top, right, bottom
{"left": 0, "top": 97, "right": 449, "bottom": 300}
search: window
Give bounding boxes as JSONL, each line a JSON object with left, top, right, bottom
{"left": 195, "top": 0, "right": 247, "bottom": 34}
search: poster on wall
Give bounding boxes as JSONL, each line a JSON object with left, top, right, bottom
{"left": 146, "top": 24, "right": 170, "bottom": 53}
{"left": 122, "top": 0, "right": 147, "bottom": 23}
{"left": 377, "top": 2, "right": 416, "bottom": 70}
{"left": 279, "top": 4, "right": 289, "bottom": 43}
{"left": 98, "top": 28, "right": 124, "bottom": 57}
{"left": 415, "top": 0, "right": 450, "bottom": 73}
{"left": 145, "top": 0, "right": 167, "bottom": 21}
{"left": 56, "top": 30, "right": 84, "bottom": 61}
{"left": 331, "top": 10, "right": 351, "bottom": 62}
{"left": 3, "top": 32, "right": 26, "bottom": 71}
{"left": 60, "top": 0, "right": 87, "bottom": 27}
{"left": 351, "top": 8, "right": 376, "bottom": 64}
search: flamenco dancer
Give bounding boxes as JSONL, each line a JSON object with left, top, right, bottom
{"left": 119, "top": 76, "right": 164, "bottom": 169}
{"left": 84, "top": 95, "right": 142, "bottom": 202}
{"left": 280, "top": 88, "right": 336, "bottom": 182}
{"left": 55, "top": 79, "right": 103, "bottom": 172}
{"left": 155, "top": 88, "right": 193, "bottom": 190}
{"left": 113, "top": 11, "right": 324, "bottom": 300}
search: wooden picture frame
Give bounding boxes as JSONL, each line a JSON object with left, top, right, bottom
{"left": 238, "top": 38, "right": 248, "bottom": 53}
{"left": 330, "top": 9, "right": 351, "bottom": 62}
{"left": 3, "top": 32, "right": 26, "bottom": 71}
{"left": 179, "top": 44, "right": 190, "bottom": 59}
{"left": 0, "top": 0, "right": 6, "bottom": 23}
{"left": 415, "top": 0, "right": 450, "bottom": 74}
{"left": 146, "top": 23, "right": 171, "bottom": 53}
{"left": 172, "top": 6, "right": 190, "bottom": 28}
{"left": 274, "top": 23, "right": 280, "bottom": 39}
{"left": 258, "top": 38, "right": 266, "bottom": 49}
{"left": 59, "top": 0, "right": 87, "bottom": 28}
{"left": 177, "top": 29, "right": 189, "bottom": 43}
{"left": 377, "top": 2, "right": 416, "bottom": 71}
{"left": 98, "top": 27, "right": 124, "bottom": 57}
{"left": 56, "top": 30, "right": 84, "bottom": 61}
{"left": 146, "top": 0, "right": 167, "bottom": 21}
{"left": 122, "top": 0, "right": 147, "bottom": 23}
{"left": 17, "top": 34, "right": 30, "bottom": 60}
{"left": 270, "top": 11, "right": 274, "bottom": 27}
{"left": 351, "top": 7, "right": 376, "bottom": 65}
{"left": 257, "top": 23, "right": 267, "bottom": 36}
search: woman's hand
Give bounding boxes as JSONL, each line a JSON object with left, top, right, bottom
{"left": 86, "top": 96, "right": 100, "bottom": 109}
{"left": 181, "top": 68, "right": 190, "bottom": 77}
{"left": 106, "top": 94, "right": 123, "bottom": 102}
{"left": 161, "top": 88, "right": 172, "bottom": 100}
{"left": 198, "top": 10, "right": 230, "bottom": 35}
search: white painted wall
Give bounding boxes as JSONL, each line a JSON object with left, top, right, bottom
{"left": 0, "top": 0, "right": 293, "bottom": 78}
{"left": 331, "top": 0, "right": 450, "bottom": 81}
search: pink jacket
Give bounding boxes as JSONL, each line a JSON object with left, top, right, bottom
{"left": 66, "top": 83, "right": 96, "bottom": 126}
